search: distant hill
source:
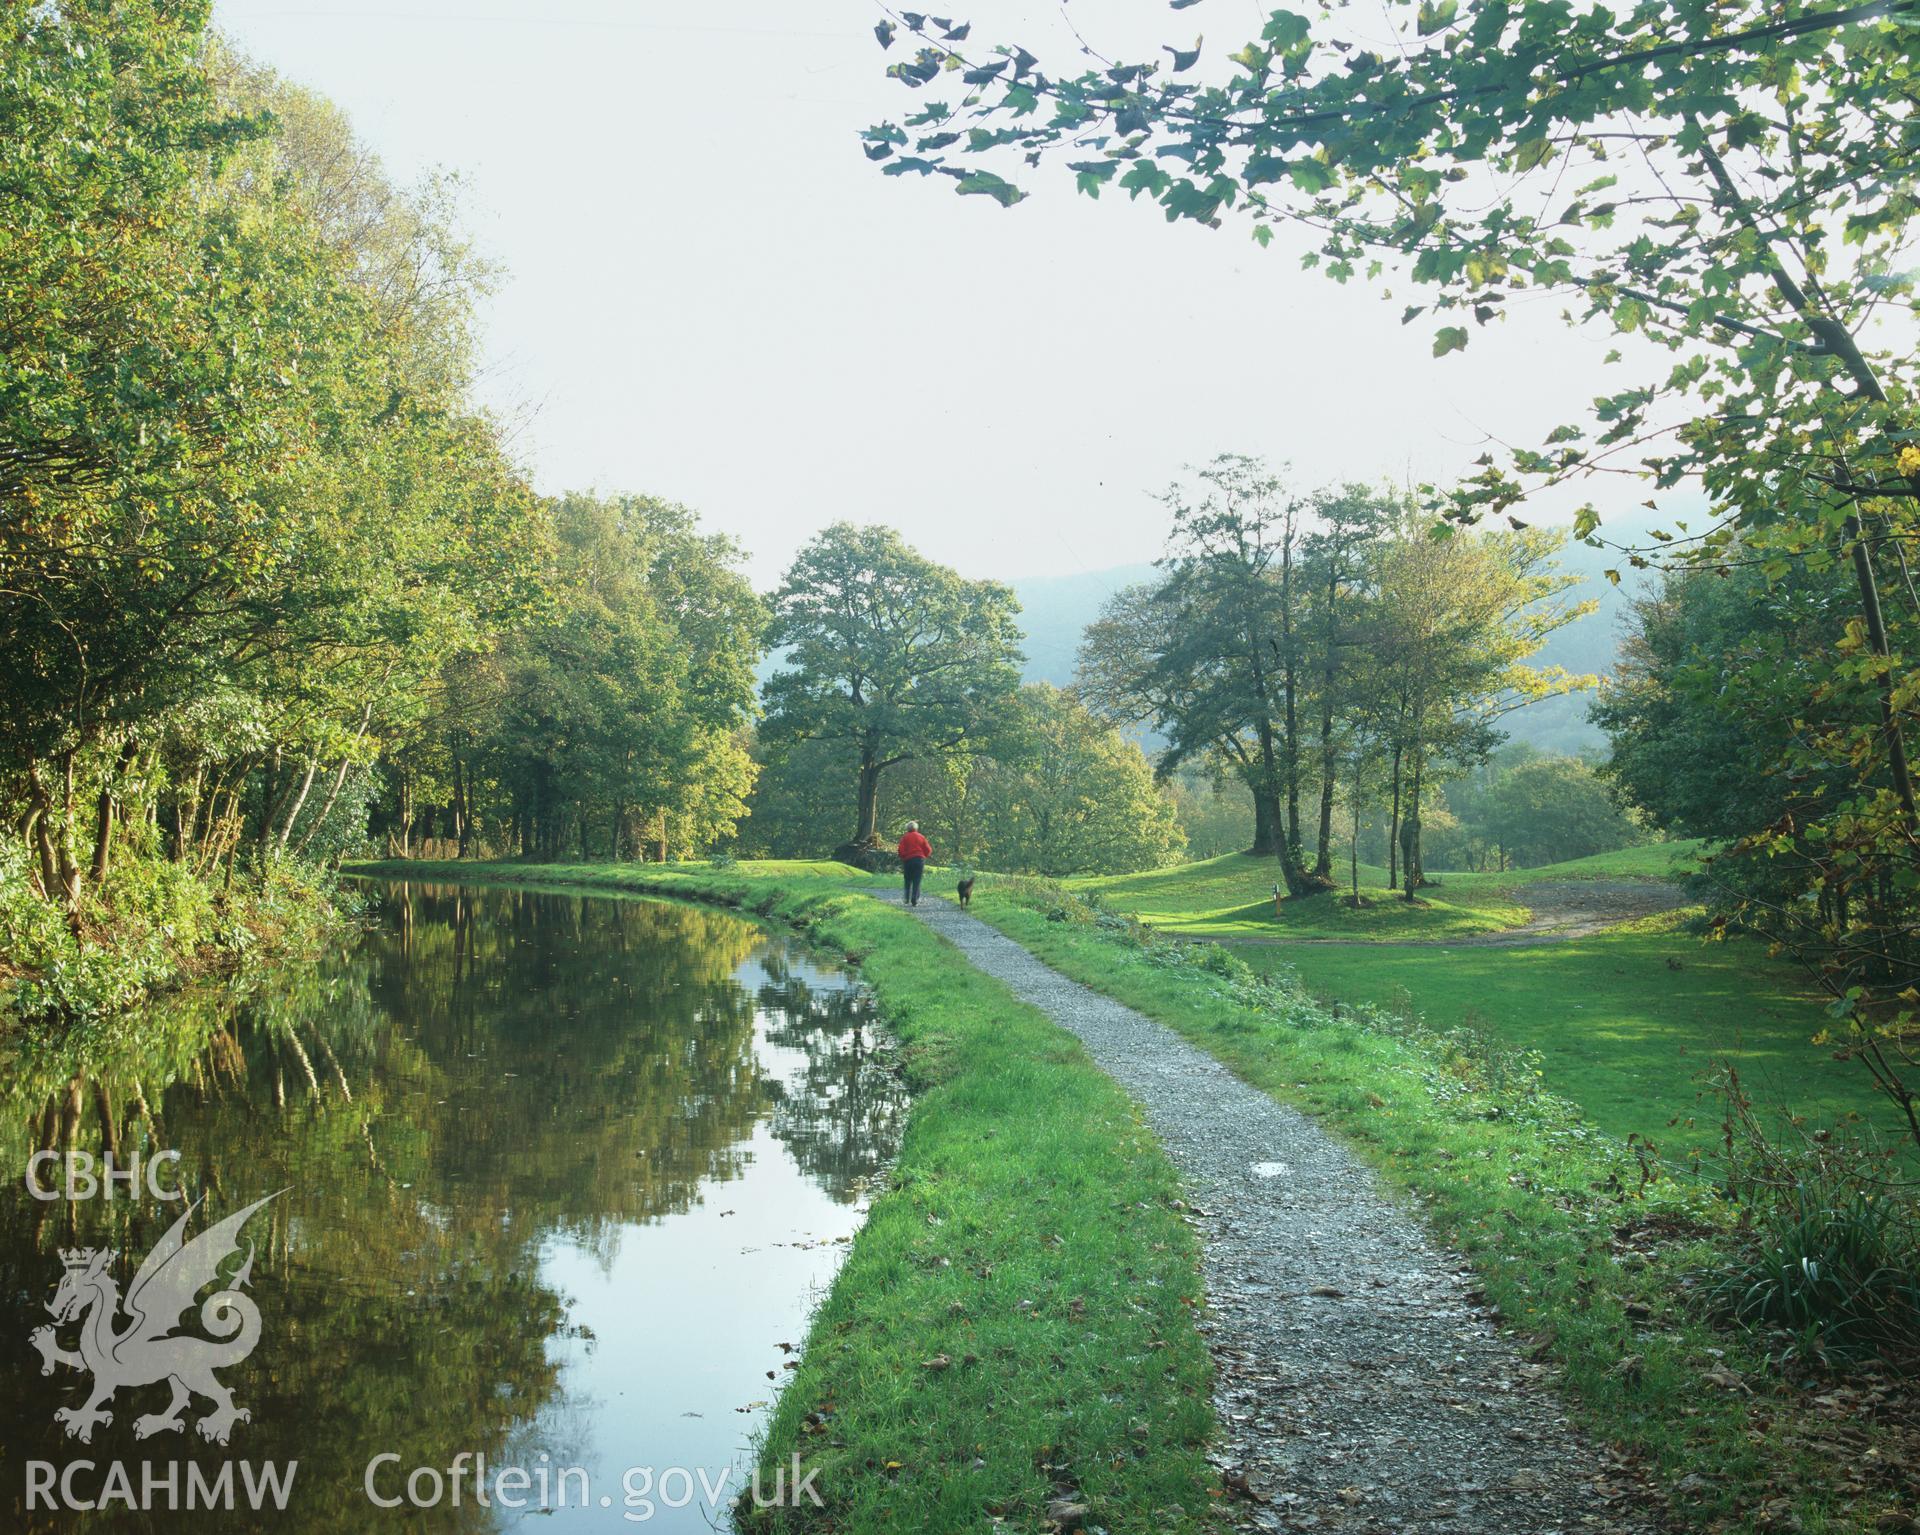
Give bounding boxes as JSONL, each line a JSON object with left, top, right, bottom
{"left": 1007, "top": 514, "right": 1666, "bottom": 756}
{"left": 1009, "top": 564, "right": 1158, "bottom": 685}
{"left": 1498, "top": 511, "right": 1661, "bottom": 753}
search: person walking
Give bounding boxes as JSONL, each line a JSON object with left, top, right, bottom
{"left": 896, "top": 822, "right": 931, "bottom": 907}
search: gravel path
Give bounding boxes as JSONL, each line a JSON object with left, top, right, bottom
{"left": 880, "top": 891, "right": 1651, "bottom": 1533}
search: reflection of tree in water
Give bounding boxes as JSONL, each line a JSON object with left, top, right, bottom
{"left": 754, "top": 954, "right": 906, "bottom": 1202}
{"left": 0, "top": 883, "right": 903, "bottom": 1532}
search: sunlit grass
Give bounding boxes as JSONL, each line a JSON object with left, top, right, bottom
{"left": 1067, "top": 840, "right": 1707, "bottom": 940}
{"left": 1252, "top": 914, "right": 1906, "bottom": 1161}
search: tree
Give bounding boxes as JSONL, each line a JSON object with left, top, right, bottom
{"left": 990, "top": 685, "right": 1186, "bottom": 876}
{"left": 1163, "top": 769, "right": 1258, "bottom": 862}
{"left": 1482, "top": 755, "right": 1644, "bottom": 867}
{"left": 1302, "top": 486, "right": 1396, "bottom": 880}
{"left": 1368, "top": 516, "right": 1594, "bottom": 894}
{"left": 1149, "top": 456, "right": 1330, "bottom": 895}
{"left": 763, "top": 524, "right": 1023, "bottom": 846}
{"left": 1595, "top": 564, "right": 1831, "bottom": 846}
{"left": 1079, "top": 580, "right": 1281, "bottom": 857}
{"left": 882, "top": 685, "right": 1185, "bottom": 875}
{"left": 443, "top": 494, "right": 763, "bottom": 860}
{"left": 0, "top": 6, "right": 543, "bottom": 923}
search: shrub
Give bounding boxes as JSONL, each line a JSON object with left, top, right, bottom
{"left": 1709, "top": 1174, "right": 1920, "bottom": 1360}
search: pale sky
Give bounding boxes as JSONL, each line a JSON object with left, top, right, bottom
{"left": 214, "top": 0, "right": 1651, "bottom": 586}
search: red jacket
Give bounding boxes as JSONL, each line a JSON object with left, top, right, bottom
{"left": 897, "top": 830, "right": 932, "bottom": 861}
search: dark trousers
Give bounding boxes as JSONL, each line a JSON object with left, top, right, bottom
{"left": 901, "top": 857, "right": 926, "bottom": 906}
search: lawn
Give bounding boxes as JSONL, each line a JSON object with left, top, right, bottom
{"left": 1259, "top": 917, "right": 1906, "bottom": 1163}
{"left": 1070, "top": 840, "right": 1706, "bottom": 940}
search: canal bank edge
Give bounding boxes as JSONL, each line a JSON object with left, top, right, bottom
{"left": 349, "top": 859, "right": 1221, "bottom": 1534}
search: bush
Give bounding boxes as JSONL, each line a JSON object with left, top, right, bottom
{"left": 0, "top": 847, "right": 343, "bottom": 1026}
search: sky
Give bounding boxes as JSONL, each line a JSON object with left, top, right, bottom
{"left": 213, "top": 0, "right": 1652, "bottom": 587}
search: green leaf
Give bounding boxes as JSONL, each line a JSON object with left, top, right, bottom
{"left": 1432, "top": 326, "right": 1469, "bottom": 357}
{"left": 1287, "top": 159, "right": 1334, "bottom": 194}
{"left": 1514, "top": 137, "right": 1555, "bottom": 172}
{"left": 956, "top": 172, "right": 1027, "bottom": 208}
{"left": 1262, "top": 10, "right": 1310, "bottom": 51}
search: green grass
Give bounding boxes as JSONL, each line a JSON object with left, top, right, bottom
{"left": 1070, "top": 840, "right": 1706, "bottom": 941}
{"left": 1069, "top": 852, "right": 1526, "bottom": 938}
{"left": 959, "top": 881, "right": 1912, "bottom": 1535}
{"left": 350, "top": 858, "right": 1218, "bottom": 1534}
{"left": 1262, "top": 917, "right": 1906, "bottom": 1162}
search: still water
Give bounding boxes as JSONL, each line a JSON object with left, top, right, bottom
{"left": 1, "top": 881, "right": 905, "bottom": 1532}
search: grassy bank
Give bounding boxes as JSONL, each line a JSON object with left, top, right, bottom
{"left": 352, "top": 858, "right": 1219, "bottom": 1533}
{"left": 1068, "top": 847, "right": 1892, "bottom": 1160}
{"left": 960, "top": 878, "right": 1915, "bottom": 1535}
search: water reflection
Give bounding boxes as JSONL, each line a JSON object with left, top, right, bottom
{"left": 0, "top": 881, "right": 904, "bottom": 1532}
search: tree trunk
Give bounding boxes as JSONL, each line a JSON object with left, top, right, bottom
{"left": 89, "top": 738, "right": 137, "bottom": 885}
{"left": 855, "top": 754, "right": 883, "bottom": 842}
{"left": 1387, "top": 744, "right": 1404, "bottom": 889}
{"left": 1350, "top": 780, "right": 1363, "bottom": 903}
{"left": 275, "top": 755, "right": 320, "bottom": 853}
{"left": 25, "top": 761, "right": 70, "bottom": 914}
{"left": 1401, "top": 750, "right": 1426, "bottom": 899}
{"left": 1247, "top": 785, "right": 1277, "bottom": 857}
{"left": 257, "top": 745, "right": 281, "bottom": 860}
{"left": 27, "top": 755, "right": 84, "bottom": 929}
{"left": 1258, "top": 721, "right": 1324, "bottom": 897}
{"left": 453, "top": 754, "right": 470, "bottom": 857}
{"left": 1314, "top": 699, "right": 1337, "bottom": 880}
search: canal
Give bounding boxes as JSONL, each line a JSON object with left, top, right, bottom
{"left": 2, "top": 880, "right": 905, "bottom": 1531}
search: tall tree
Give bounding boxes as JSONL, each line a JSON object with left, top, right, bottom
{"left": 890, "top": 684, "right": 1186, "bottom": 877}
{"left": 1369, "top": 517, "right": 1594, "bottom": 894}
{"left": 762, "top": 523, "right": 1023, "bottom": 846}
{"left": 1152, "top": 456, "right": 1331, "bottom": 895}
{"left": 1079, "top": 582, "right": 1281, "bottom": 858}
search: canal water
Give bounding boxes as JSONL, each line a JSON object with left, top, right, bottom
{"left": 1, "top": 880, "right": 905, "bottom": 1532}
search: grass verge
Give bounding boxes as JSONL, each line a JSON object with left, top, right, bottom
{"left": 350, "top": 858, "right": 1219, "bottom": 1534}
{"left": 961, "top": 877, "right": 1916, "bottom": 1535}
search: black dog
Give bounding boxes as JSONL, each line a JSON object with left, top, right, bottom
{"left": 956, "top": 875, "right": 976, "bottom": 908}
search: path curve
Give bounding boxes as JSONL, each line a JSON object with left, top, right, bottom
{"left": 1217, "top": 878, "right": 1689, "bottom": 950}
{"left": 881, "top": 890, "right": 1649, "bottom": 1533}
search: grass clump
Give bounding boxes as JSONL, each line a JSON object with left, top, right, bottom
{"left": 1705, "top": 1082, "right": 1920, "bottom": 1366}
{"left": 352, "top": 857, "right": 1219, "bottom": 1534}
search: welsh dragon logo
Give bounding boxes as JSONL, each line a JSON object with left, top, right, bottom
{"left": 30, "top": 1192, "right": 282, "bottom": 1446}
